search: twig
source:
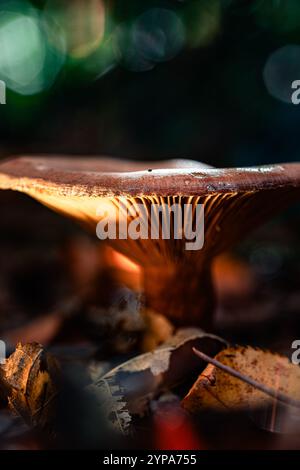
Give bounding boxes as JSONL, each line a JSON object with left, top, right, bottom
{"left": 192, "top": 347, "right": 300, "bottom": 409}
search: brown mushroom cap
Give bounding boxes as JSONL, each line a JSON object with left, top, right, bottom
{"left": 0, "top": 156, "right": 299, "bottom": 326}
{"left": 0, "top": 156, "right": 298, "bottom": 197}
{"left": 0, "top": 156, "right": 299, "bottom": 258}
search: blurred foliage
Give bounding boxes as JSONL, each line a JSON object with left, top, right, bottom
{"left": 0, "top": 0, "right": 299, "bottom": 168}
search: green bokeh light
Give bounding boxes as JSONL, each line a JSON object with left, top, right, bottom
{"left": 263, "top": 45, "right": 300, "bottom": 104}
{"left": 182, "top": 0, "right": 221, "bottom": 48}
{"left": 0, "top": 1, "right": 66, "bottom": 96}
{"left": 44, "top": 0, "right": 105, "bottom": 60}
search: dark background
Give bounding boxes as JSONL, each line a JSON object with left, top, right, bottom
{"left": 0, "top": 0, "right": 300, "bottom": 166}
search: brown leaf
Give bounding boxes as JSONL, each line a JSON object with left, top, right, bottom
{"left": 0, "top": 342, "right": 60, "bottom": 430}
{"left": 90, "top": 328, "right": 227, "bottom": 434}
{"left": 182, "top": 346, "right": 300, "bottom": 413}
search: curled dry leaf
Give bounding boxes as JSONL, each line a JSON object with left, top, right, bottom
{"left": 89, "top": 328, "right": 227, "bottom": 434}
{"left": 0, "top": 342, "right": 60, "bottom": 431}
{"left": 182, "top": 346, "right": 300, "bottom": 413}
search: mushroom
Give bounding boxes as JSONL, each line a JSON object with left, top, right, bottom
{"left": 0, "top": 156, "right": 299, "bottom": 327}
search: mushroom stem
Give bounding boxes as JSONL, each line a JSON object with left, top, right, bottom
{"left": 143, "top": 262, "right": 214, "bottom": 327}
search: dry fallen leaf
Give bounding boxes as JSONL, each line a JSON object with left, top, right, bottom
{"left": 90, "top": 328, "right": 227, "bottom": 434}
{"left": 0, "top": 342, "right": 60, "bottom": 431}
{"left": 182, "top": 346, "right": 300, "bottom": 413}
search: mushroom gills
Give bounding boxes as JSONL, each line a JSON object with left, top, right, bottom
{"left": 0, "top": 157, "right": 299, "bottom": 327}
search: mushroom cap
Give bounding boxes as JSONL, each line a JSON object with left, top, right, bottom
{"left": 0, "top": 156, "right": 299, "bottom": 197}
{"left": 0, "top": 156, "right": 299, "bottom": 266}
